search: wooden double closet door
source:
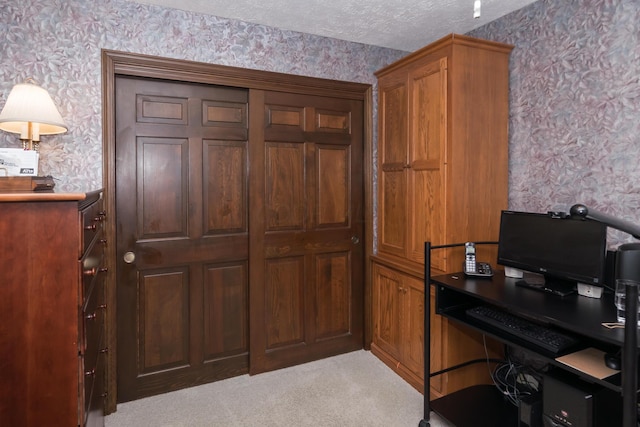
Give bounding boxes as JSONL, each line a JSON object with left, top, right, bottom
{"left": 115, "top": 76, "right": 364, "bottom": 402}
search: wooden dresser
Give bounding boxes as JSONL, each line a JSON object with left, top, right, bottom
{"left": 371, "top": 34, "right": 512, "bottom": 397}
{"left": 0, "top": 190, "right": 107, "bottom": 427}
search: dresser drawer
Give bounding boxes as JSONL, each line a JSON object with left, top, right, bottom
{"left": 85, "top": 341, "right": 106, "bottom": 427}
{"left": 83, "top": 276, "right": 106, "bottom": 358}
{"left": 81, "top": 235, "right": 106, "bottom": 304}
{"left": 81, "top": 199, "right": 105, "bottom": 255}
{"left": 81, "top": 278, "right": 106, "bottom": 426}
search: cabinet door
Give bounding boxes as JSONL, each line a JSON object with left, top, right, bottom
{"left": 377, "top": 73, "right": 408, "bottom": 258}
{"left": 402, "top": 273, "right": 424, "bottom": 379}
{"left": 407, "top": 58, "right": 447, "bottom": 267}
{"left": 372, "top": 263, "right": 403, "bottom": 361}
{"left": 429, "top": 285, "right": 444, "bottom": 396}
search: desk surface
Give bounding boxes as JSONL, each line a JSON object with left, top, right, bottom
{"left": 432, "top": 270, "right": 632, "bottom": 347}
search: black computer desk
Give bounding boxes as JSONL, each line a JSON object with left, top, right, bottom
{"left": 423, "top": 269, "right": 638, "bottom": 427}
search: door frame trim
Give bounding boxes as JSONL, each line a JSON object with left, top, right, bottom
{"left": 101, "top": 49, "right": 374, "bottom": 412}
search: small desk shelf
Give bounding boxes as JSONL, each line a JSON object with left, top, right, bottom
{"left": 424, "top": 270, "right": 636, "bottom": 426}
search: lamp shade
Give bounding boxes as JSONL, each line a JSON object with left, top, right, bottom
{"left": 0, "top": 82, "right": 67, "bottom": 137}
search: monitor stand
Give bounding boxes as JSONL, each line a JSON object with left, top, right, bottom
{"left": 515, "top": 276, "right": 576, "bottom": 297}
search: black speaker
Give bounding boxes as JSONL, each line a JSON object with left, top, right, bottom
{"left": 520, "top": 392, "right": 543, "bottom": 427}
{"left": 604, "top": 249, "right": 617, "bottom": 291}
{"left": 615, "top": 243, "right": 640, "bottom": 282}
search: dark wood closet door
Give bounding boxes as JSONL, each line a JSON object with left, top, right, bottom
{"left": 115, "top": 76, "right": 250, "bottom": 402}
{"left": 248, "top": 90, "right": 364, "bottom": 373}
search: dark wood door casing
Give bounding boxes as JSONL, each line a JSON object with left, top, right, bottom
{"left": 102, "top": 50, "right": 373, "bottom": 411}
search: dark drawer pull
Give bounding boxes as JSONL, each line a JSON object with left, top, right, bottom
{"left": 99, "top": 347, "right": 109, "bottom": 354}
{"left": 85, "top": 369, "right": 95, "bottom": 377}
{"left": 84, "top": 223, "right": 97, "bottom": 231}
{"left": 85, "top": 304, "right": 107, "bottom": 321}
{"left": 84, "top": 267, "right": 107, "bottom": 276}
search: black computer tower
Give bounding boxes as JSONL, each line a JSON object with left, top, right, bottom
{"left": 542, "top": 370, "right": 621, "bottom": 427}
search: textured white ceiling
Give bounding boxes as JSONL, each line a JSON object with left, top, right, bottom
{"left": 128, "top": 0, "right": 538, "bottom": 51}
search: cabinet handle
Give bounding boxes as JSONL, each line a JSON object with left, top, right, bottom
{"left": 85, "top": 223, "right": 97, "bottom": 231}
{"left": 85, "top": 369, "right": 96, "bottom": 377}
{"left": 99, "top": 347, "right": 109, "bottom": 354}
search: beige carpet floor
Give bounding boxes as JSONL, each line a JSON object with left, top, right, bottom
{"left": 105, "top": 350, "right": 453, "bottom": 427}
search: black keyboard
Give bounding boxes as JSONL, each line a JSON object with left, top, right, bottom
{"left": 466, "top": 305, "right": 580, "bottom": 354}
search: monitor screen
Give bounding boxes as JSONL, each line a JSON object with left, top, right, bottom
{"left": 497, "top": 210, "right": 607, "bottom": 286}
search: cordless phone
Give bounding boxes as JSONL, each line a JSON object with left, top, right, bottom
{"left": 463, "top": 242, "right": 493, "bottom": 277}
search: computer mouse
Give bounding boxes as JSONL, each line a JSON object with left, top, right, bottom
{"left": 604, "top": 352, "right": 621, "bottom": 370}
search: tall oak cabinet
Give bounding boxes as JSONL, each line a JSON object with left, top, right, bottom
{"left": 371, "top": 34, "right": 513, "bottom": 397}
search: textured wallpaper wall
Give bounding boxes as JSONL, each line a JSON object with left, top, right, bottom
{"left": 1, "top": 0, "right": 639, "bottom": 246}
{"left": 0, "top": 0, "right": 405, "bottom": 191}
{"left": 469, "top": 0, "right": 640, "bottom": 245}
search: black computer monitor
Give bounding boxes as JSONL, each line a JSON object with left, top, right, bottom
{"left": 497, "top": 210, "right": 608, "bottom": 288}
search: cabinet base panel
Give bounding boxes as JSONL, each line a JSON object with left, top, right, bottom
{"left": 370, "top": 344, "right": 424, "bottom": 394}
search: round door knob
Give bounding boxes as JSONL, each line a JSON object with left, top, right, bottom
{"left": 351, "top": 236, "right": 360, "bottom": 244}
{"left": 123, "top": 251, "right": 136, "bottom": 264}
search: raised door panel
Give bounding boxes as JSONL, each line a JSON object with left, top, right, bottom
{"left": 265, "top": 256, "right": 305, "bottom": 349}
{"left": 407, "top": 58, "right": 447, "bottom": 267}
{"left": 379, "top": 170, "right": 407, "bottom": 257}
{"left": 402, "top": 273, "right": 424, "bottom": 379}
{"left": 315, "top": 109, "right": 351, "bottom": 134}
{"left": 203, "top": 141, "right": 247, "bottom": 235}
{"left": 138, "top": 269, "right": 190, "bottom": 374}
{"left": 378, "top": 78, "right": 408, "bottom": 258}
{"left": 316, "top": 145, "right": 349, "bottom": 227}
{"left": 138, "top": 137, "right": 189, "bottom": 239}
{"left": 203, "top": 263, "right": 248, "bottom": 360}
{"left": 372, "top": 263, "right": 403, "bottom": 360}
{"left": 379, "top": 82, "right": 407, "bottom": 166}
{"left": 265, "top": 142, "right": 305, "bottom": 231}
{"left": 315, "top": 252, "right": 351, "bottom": 339}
